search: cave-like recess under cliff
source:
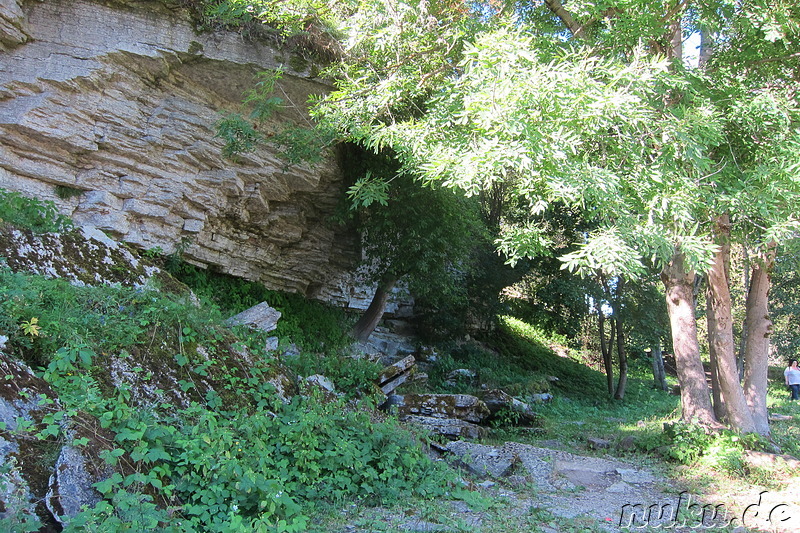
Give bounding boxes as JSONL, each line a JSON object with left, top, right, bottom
{"left": 0, "top": 0, "right": 416, "bottom": 314}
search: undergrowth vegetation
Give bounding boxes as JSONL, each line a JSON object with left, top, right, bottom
{"left": 166, "top": 261, "right": 354, "bottom": 353}
{"left": 423, "top": 310, "right": 798, "bottom": 495}
{"left": 2, "top": 191, "right": 800, "bottom": 531}
{"left": 0, "top": 193, "right": 458, "bottom": 531}
{"left": 0, "top": 262, "right": 458, "bottom": 531}
{"left": 0, "top": 189, "right": 73, "bottom": 233}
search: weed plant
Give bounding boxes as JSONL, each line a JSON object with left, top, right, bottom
{"left": 0, "top": 266, "right": 455, "bottom": 531}
{"left": 284, "top": 350, "right": 382, "bottom": 398}
{"left": 0, "top": 189, "right": 72, "bottom": 233}
{"left": 0, "top": 266, "right": 215, "bottom": 370}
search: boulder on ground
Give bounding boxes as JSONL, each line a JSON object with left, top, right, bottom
{"left": 46, "top": 442, "right": 113, "bottom": 527}
{"left": 301, "top": 374, "right": 338, "bottom": 401}
{"left": 743, "top": 450, "right": 800, "bottom": 470}
{"left": 444, "top": 441, "right": 521, "bottom": 478}
{"left": 480, "top": 389, "right": 541, "bottom": 426}
{"left": 385, "top": 393, "right": 490, "bottom": 424}
{"left": 400, "top": 415, "right": 487, "bottom": 440}
{"left": 224, "top": 302, "right": 281, "bottom": 333}
{"left": 587, "top": 437, "right": 613, "bottom": 450}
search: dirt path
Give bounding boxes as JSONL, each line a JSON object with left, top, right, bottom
{"left": 346, "top": 441, "right": 800, "bottom": 532}
{"left": 456, "top": 441, "right": 800, "bottom": 533}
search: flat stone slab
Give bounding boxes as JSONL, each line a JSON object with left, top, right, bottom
{"left": 224, "top": 302, "right": 281, "bottom": 333}
{"left": 616, "top": 467, "right": 655, "bottom": 484}
{"left": 445, "top": 441, "right": 520, "bottom": 478}
{"left": 399, "top": 415, "right": 487, "bottom": 440}
{"left": 388, "top": 393, "right": 490, "bottom": 424}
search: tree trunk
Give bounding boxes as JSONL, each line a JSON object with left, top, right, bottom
{"left": 706, "top": 215, "right": 757, "bottom": 434}
{"left": 651, "top": 342, "right": 668, "bottom": 391}
{"left": 743, "top": 243, "right": 776, "bottom": 437}
{"left": 698, "top": 26, "right": 713, "bottom": 70}
{"left": 599, "top": 309, "right": 615, "bottom": 396}
{"left": 661, "top": 251, "right": 718, "bottom": 426}
{"left": 614, "top": 277, "right": 628, "bottom": 400}
{"left": 352, "top": 275, "right": 397, "bottom": 343}
{"left": 614, "top": 312, "right": 628, "bottom": 400}
{"left": 738, "top": 255, "right": 750, "bottom": 381}
{"left": 707, "top": 334, "right": 725, "bottom": 421}
{"left": 706, "top": 262, "right": 725, "bottom": 421}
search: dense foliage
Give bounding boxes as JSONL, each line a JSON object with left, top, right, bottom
{"left": 0, "top": 194, "right": 458, "bottom": 531}
{"left": 4, "top": 0, "right": 800, "bottom": 527}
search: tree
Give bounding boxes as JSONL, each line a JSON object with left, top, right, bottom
{"left": 211, "top": 0, "right": 800, "bottom": 433}
{"left": 342, "top": 147, "right": 485, "bottom": 342}
{"left": 202, "top": 3, "right": 489, "bottom": 343}
{"left": 306, "top": 0, "right": 800, "bottom": 436}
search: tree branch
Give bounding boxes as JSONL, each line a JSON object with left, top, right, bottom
{"left": 544, "top": 0, "right": 587, "bottom": 38}
{"left": 752, "top": 51, "right": 800, "bottom": 65}
{"left": 661, "top": 0, "right": 690, "bottom": 25}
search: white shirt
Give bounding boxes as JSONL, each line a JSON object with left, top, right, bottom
{"left": 785, "top": 366, "right": 800, "bottom": 386}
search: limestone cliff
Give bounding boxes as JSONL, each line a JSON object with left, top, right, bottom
{"left": 0, "top": 0, "right": 361, "bottom": 301}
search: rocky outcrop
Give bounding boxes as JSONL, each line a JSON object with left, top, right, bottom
{"left": 0, "top": 0, "right": 361, "bottom": 301}
{"left": 0, "top": 223, "right": 171, "bottom": 288}
{"left": 0, "top": 222, "right": 302, "bottom": 526}
{"left": 0, "top": 0, "right": 30, "bottom": 51}
{"left": 387, "top": 393, "right": 491, "bottom": 424}
{"left": 384, "top": 393, "right": 491, "bottom": 439}
{"left": 0, "top": 352, "right": 89, "bottom": 529}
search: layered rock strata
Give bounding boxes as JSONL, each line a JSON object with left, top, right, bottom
{"left": 0, "top": 0, "right": 361, "bottom": 299}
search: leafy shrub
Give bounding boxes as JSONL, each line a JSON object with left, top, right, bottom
{"left": 663, "top": 422, "right": 764, "bottom": 476}
{"left": 0, "top": 266, "right": 213, "bottom": 370}
{"left": 283, "top": 350, "right": 382, "bottom": 398}
{"left": 0, "top": 188, "right": 72, "bottom": 233}
{"left": 215, "top": 113, "right": 261, "bottom": 158}
{"left": 162, "top": 394, "right": 450, "bottom": 530}
{"left": 54, "top": 391, "right": 451, "bottom": 531}
{"left": 2, "top": 265, "right": 452, "bottom": 531}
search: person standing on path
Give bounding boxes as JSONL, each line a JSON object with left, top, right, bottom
{"left": 784, "top": 359, "right": 800, "bottom": 401}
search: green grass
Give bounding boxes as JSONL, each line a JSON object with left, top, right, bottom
{"left": 416, "top": 314, "right": 682, "bottom": 454}
{"left": 765, "top": 375, "right": 800, "bottom": 459}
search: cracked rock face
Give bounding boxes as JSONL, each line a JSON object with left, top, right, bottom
{"left": 0, "top": 0, "right": 358, "bottom": 299}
